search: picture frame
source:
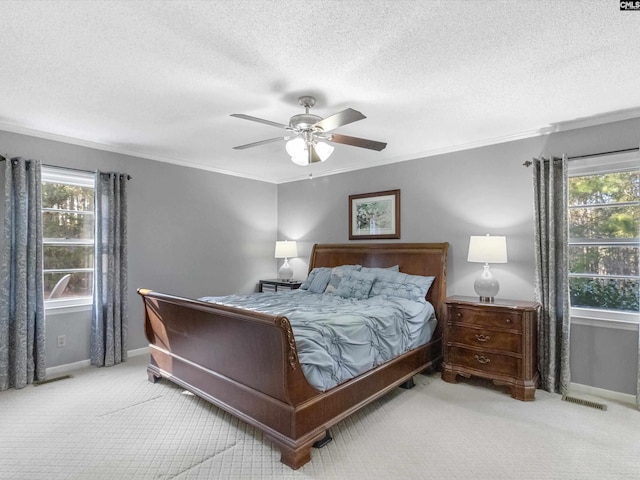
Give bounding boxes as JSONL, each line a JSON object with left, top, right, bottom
{"left": 349, "top": 189, "right": 400, "bottom": 240}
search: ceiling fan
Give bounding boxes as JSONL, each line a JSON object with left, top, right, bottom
{"left": 231, "top": 95, "right": 387, "bottom": 165}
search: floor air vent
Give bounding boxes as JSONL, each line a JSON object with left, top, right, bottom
{"left": 561, "top": 394, "right": 607, "bottom": 411}
{"left": 34, "top": 375, "right": 73, "bottom": 386}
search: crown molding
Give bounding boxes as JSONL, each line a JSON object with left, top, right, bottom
{"left": 545, "top": 106, "right": 640, "bottom": 133}
{"left": 2, "top": 106, "right": 639, "bottom": 185}
{"left": 0, "top": 122, "right": 277, "bottom": 184}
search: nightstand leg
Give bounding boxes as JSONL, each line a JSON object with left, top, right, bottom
{"left": 511, "top": 381, "right": 537, "bottom": 401}
{"left": 441, "top": 366, "right": 458, "bottom": 384}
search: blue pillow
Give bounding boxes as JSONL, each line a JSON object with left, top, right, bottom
{"left": 324, "top": 265, "right": 362, "bottom": 294}
{"left": 336, "top": 271, "right": 376, "bottom": 300}
{"left": 370, "top": 270, "right": 435, "bottom": 303}
{"left": 359, "top": 265, "right": 400, "bottom": 275}
{"left": 300, "top": 267, "right": 332, "bottom": 293}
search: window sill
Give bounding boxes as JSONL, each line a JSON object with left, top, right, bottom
{"left": 45, "top": 298, "right": 92, "bottom": 316}
{"left": 570, "top": 307, "right": 639, "bottom": 331}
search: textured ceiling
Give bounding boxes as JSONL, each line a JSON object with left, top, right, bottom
{"left": 1, "top": 0, "right": 640, "bottom": 184}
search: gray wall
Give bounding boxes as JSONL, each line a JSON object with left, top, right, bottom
{"left": 277, "top": 117, "right": 640, "bottom": 397}
{"left": 0, "top": 130, "right": 278, "bottom": 368}
{"left": 1, "top": 116, "right": 638, "bottom": 396}
{"left": 277, "top": 136, "right": 548, "bottom": 301}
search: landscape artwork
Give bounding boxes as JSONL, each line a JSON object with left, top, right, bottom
{"left": 349, "top": 189, "right": 400, "bottom": 240}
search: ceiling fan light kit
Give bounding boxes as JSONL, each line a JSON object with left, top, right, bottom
{"left": 232, "top": 95, "right": 386, "bottom": 166}
{"left": 285, "top": 136, "right": 334, "bottom": 166}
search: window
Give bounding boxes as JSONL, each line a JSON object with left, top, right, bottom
{"left": 42, "top": 166, "right": 95, "bottom": 308}
{"left": 568, "top": 151, "right": 639, "bottom": 319}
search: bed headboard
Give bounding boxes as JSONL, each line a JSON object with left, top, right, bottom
{"left": 308, "top": 242, "right": 449, "bottom": 318}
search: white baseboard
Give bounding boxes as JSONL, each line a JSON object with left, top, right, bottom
{"left": 46, "top": 359, "right": 91, "bottom": 377}
{"left": 128, "top": 347, "right": 150, "bottom": 358}
{"left": 569, "top": 382, "right": 636, "bottom": 406}
{"left": 45, "top": 346, "right": 149, "bottom": 378}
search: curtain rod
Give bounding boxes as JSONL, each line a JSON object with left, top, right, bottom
{"left": 0, "top": 156, "right": 132, "bottom": 179}
{"left": 523, "top": 147, "right": 639, "bottom": 167}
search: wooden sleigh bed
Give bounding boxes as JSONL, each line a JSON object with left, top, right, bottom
{"left": 138, "top": 242, "right": 448, "bottom": 469}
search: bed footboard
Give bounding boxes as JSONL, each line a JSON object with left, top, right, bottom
{"left": 139, "top": 288, "right": 335, "bottom": 468}
{"left": 139, "top": 288, "right": 441, "bottom": 468}
{"left": 138, "top": 242, "right": 447, "bottom": 469}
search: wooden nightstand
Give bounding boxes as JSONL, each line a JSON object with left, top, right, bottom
{"left": 442, "top": 295, "right": 540, "bottom": 401}
{"left": 258, "top": 279, "right": 302, "bottom": 292}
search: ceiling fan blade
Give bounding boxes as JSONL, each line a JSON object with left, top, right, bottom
{"left": 230, "top": 113, "right": 288, "bottom": 129}
{"left": 329, "top": 133, "right": 387, "bottom": 151}
{"left": 313, "top": 108, "right": 366, "bottom": 132}
{"left": 233, "top": 136, "right": 287, "bottom": 150}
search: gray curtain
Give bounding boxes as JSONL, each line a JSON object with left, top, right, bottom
{"left": 91, "top": 171, "right": 129, "bottom": 367}
{"left": 0, "top": 157, "right": 45, "bottom": 390}
{"left": 532, "top": 155, "right": 570, "bottom": 394}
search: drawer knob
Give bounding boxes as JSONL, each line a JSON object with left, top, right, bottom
{"left": 505, "top": 318, "right": 511, "bottom": 323}
{"left": 475, "top": 334, "right": 491, "bottom": 342}
{"left": 474, "top": 355, "right": 491, "bottom": 365}
{"left": 457, "top": 312, "right": 462, "bottom": 318}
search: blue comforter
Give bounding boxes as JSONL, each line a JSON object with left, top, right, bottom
{"left": 199, "top": 290, "right": 436, "bottom": 392}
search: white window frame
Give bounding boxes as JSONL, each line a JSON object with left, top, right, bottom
{"left": 42, "top": 166, "right": 95, "bottom": 311}
{"left": 568, "top": 150, "right": 640, "bottom": 326}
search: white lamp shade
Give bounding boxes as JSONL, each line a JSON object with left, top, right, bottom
{"left": 290, "top": 153, "right": 309, "bottom": 166}
{"left": 286, "top": 138, "right": 333, "bottom": 165}
{"left": 315, "top": 141, "right": 334, "bottom": 161}
{"left": 274, "top": 240, "right": 298, "bottom": 259}
{"left": 286, "top": 137, "right": 307, "bottom": 165}
{"left": 467, "top": 235, "right": 508, "bottom": 264}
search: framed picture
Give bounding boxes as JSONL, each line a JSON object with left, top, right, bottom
{"left": 349, "top": 189, "right": 400, "bottom": 240}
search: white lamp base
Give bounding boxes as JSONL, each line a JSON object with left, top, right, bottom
{"left": 474, "top": 264, "right": 500, "bottom": 302}
{"left": 278, "top": 258, "right": 293, "bottom": 281}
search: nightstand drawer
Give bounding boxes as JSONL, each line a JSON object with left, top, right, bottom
{"left": 447, "top": 326, "right": 521, "bottom": 354}
{"left": 448, "top": 305, "right": 522, "bottom": 330}
{"left": 448, "top": 346, "right": 520, "bottom": 378}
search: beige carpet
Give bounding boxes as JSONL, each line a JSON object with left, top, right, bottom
{"left": 0, "top": 354, "right": 638, "bottom": 480}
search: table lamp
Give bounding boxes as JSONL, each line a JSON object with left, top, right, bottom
{"left": 467, "top": 234, "right": 508, "bottom": 302}
{"left": 274, "top": 240, "right": 298, "bottom": 281}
